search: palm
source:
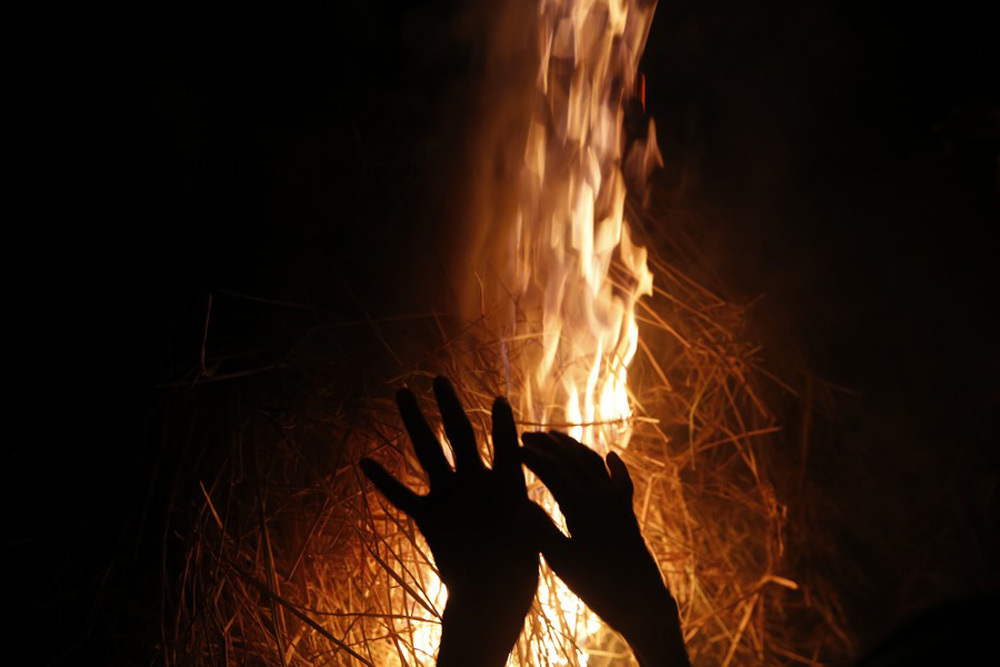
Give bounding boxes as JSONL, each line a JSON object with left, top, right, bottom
{"left": 420, "top": 472, "right": 531, "bottom": 588}
{"left": 359, "top": 377, "right": 537, "bottom": 664}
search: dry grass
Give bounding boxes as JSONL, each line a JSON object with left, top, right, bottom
{"left": 162, "top": 247, "right": 853, "bottom": 665}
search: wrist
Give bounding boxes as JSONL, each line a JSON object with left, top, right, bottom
{"left": 437, "top": 589, "right": 526, "bottom": 667}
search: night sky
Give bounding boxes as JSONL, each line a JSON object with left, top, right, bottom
{"left": 9, "top": 0, "right": 998, "bottom": 663}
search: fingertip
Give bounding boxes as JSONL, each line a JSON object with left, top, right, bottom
{"left": 395, "top": 387, "right": 417, "bottom": 411}
{"left": 358, "top": 457, "right": 386, "bottom": 487}
{"left": 357, "top": 457, "right": 420, "bottom": 514}
{"left": 492, "top": 398, "right": 518, "bottom": 450}
{"left": 549, "top": 430, "right": 585, "bottom": 448}
{"left": 358, "top": 457, "right": 377, "bottom": 476}
{"left": 606, "top": 451, "right": 634, "bottom": 498}
{"left": 520, "top": 431, "right": 547, "bottom": 445}
{"left": 359, "top": 457, "right": 390, "bottom": 485}
{"left": 606, "top": 451, "right": 625, "bottom": 477}
{"left": 432, "top": 375, "right": 454, "bottom": 398}
{"left": 432, "top": 376, "right": 464, "bottom": 415}
{"left": 491, "top": 395, "right": 513, "bottom": 421}
{"left": 492, "top": 394, "right": 511, "bottom": 412}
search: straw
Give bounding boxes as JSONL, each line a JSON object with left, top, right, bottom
{"left": 162, "top": 245, "right": 853, "bottom": 665}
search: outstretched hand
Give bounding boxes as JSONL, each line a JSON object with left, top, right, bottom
{"left": 359, "top": 377, "right": 537, "bottom": 666}
{"left": 521, "top": 431, "right": 690, "bottom": 667}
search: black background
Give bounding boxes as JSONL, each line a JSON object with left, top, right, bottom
{"left": 8, "top": 0, "right": 998, "bottom": 663}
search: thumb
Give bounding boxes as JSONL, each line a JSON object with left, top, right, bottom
{"left": 606, "top": 451, "right": 634, "bottom": 501}
{"left": 526, "top": 503, "right": 576, "bottom": 578}
{"left": 359, "top": 458, "right": 421, "bottom": 517}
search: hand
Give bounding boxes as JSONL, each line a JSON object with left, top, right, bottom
{"left": 359, "top": 377, "right": 537, "bottom": 666}
{"left": 521, "top": 431, "right": 690, "bottom": 667}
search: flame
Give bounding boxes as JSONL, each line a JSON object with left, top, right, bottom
{"left": 509, "top": 1, "right": 661, "bottom": 662}
{"left": 402, "top": 0, "right": 662, "bottom": 663}
{"left": 512, "top": 0, "right": 659, "bottom": 454}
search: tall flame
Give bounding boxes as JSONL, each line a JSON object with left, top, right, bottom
{"left": 512, "top": 0, "right": 659, "bottom": 453}
{"left": 508, "top": 2, "right": 661, "bottom": 662}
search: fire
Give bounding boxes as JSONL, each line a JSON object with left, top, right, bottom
{"left": 509, "top": 0, "right": 662, "bottom": 661}
{"left": 169, "top": 1, "right": 821, "bottom": 662}
{"left": 405, "top": 0, "right": 662, "bottom": 664}
{"left": 510, "top": 0, "right": 658, "bottom": 453}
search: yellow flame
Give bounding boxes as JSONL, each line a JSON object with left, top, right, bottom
{"left": 512, "top": 0, "right": 658, "bottom": 455}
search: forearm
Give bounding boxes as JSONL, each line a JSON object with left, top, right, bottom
{"left": 622, "top": 596, "right": 690, "bottom": 667}
{"left": 437, "top": 592, "right": 524, "bottom": 667}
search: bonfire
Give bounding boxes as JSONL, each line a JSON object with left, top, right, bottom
{"left": 165, "top": 0, "right": 851, "bottom": 664}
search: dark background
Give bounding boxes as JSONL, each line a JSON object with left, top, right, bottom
{"left": 8, "top": 0, "right": 998, "bottom": 663}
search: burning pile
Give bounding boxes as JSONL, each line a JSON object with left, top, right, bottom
{"left": 164, "top": 0, "right": 850, "bottom": 664}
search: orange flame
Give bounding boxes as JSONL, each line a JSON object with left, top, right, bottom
{"left": 507, "top": 3, "right": 661, "bottom": 660}
{"left": 511, "top": 0, "right": 660, "bottom": 454}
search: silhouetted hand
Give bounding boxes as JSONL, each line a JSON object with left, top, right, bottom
{"left": 521, "top": 431, "right": 690, "bottom": 667}
{"left": 359, "top": 377, "right": 537, "bottom": 667}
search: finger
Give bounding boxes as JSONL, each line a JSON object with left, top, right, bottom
{"left": 523, "top": 432, "right": 596, "bottom": 491}
{"left": 526, "top": 503, "right": 578, "bottom": 583}
{"left": 492, "top": 396, "right": 525, "bottom": 493}
{"left": 606, "top": 451, "right": 634, "bottom": 501}
{"left": 359, "top": 458, "right": 422, "bottom": 516}
{"left": 520, "top": 435, "right": 581, "bottom": 506}
{"left": 548, "top": 430, "right": 610, "bottom": 482}
{"left": 433, "top": 376, "right": 483, "bottom": 472}
{"left": 397, "top": 388, "right": 451, "bottom": 486}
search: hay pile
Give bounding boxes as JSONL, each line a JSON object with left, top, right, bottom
{"left": 163, "top": 248, "right": 852, "bottom": 665}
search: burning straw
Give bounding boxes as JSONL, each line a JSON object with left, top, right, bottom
{"left": 162, "top": 0, "right": 852, "bottom": 663}
{"left": 161, "top": 249, "right": 851, "bottom": 665}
